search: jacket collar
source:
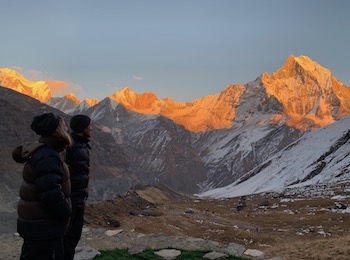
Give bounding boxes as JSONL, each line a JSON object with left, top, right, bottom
{"left": 39, "top": 136, "right": 67, "bottom": 152}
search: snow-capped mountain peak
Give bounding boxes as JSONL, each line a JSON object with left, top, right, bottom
{"left": 84, "top": 98, "right": 98, "bottom": 107}
{"left": 261, "top": 55, "right": 350, "bottom": 130}
{"left": 65, "top": 93, "right": 80, "bottom": 104}
{"left": 0, "top": 68, "right": 51, "bottom": 102}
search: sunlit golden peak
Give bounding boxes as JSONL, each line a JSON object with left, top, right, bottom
{"left": 64, "top": 93, "right": 80, "bottom": 104}
{"left": 0, "top": 67, "right": 51, "bottom": 102}
{"left": 0, "top": 67, "right": 38, "bottom": 86}
{"left": 294, "top": 55, "right": 331, "bottom": 75}
{"left": 110, "top": 87, "right": 159, "bottom": 108}
{"left": 281, "top": 55, "right": 331, "bottom": 78}
{"left": 84, "top": 98, "right": 98, "bottom": 107}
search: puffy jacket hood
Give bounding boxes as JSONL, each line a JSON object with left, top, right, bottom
{"left": 12, "top": 142, "right": 45, "bottom": 163}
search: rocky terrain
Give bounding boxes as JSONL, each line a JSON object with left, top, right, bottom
{"left": 84, "top": 184, "right": 350, "bottom": 260}
{"left": 2, "top": 184, "right": 349, "bottom": 259}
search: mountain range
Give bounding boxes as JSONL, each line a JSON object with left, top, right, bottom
{"left": 1, "top": 54, "right": 350, "bottom": 207}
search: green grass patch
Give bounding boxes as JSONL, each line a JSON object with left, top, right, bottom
{"left": 94, "top": 248, "right": 248, "bottom": 259}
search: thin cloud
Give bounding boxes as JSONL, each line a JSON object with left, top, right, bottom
{"left": 44, "top": 80, "right": 80, "bottom": 95}
{"left": 132, "top": 74, "right": 143, "bottom": 81}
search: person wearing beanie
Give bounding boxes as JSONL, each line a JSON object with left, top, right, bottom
{"left": 69, "top": 114, "right": 91, "bottom": 134}
{"left": 64, "top": 114, "right": 92, "bottom": 260}
{"left": 12, "top": 112, "right": 73, "bottom": 260}
{"left": 31, "top": 112, "right": 61, "bottom": 136}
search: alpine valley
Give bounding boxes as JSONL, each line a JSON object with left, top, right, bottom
{"left": 1, "top": 54, "right": 350, "bottom": 216}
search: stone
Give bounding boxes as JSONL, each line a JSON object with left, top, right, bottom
{"left": 154, "top": 249, "right": 182, "bottom": 259}
{"left": 203, "top": 251, "right": 228, "bottom": 259}
{"left": 104, "top": 229, "right": 123, "bottom": 236}
{"left": 90, "top": 228, "right": 106, "bottom": 236}
{"left": 74, "top": 246, "right": 101, "bottom": 260}
{"left": 243, "top": 248, "right": 264, "bottom": 259}
{"left": 226, "top": 242, "right": 246, "bottom": 256}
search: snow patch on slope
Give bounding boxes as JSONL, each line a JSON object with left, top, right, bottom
{"left": 200, "top": 116, "right": 350, "bottom": 198}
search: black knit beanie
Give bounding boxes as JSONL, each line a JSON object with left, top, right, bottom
{"left": 31, "top": 113, "right": 61, "bottom": 136}
{"left": 70, "top": 115, "right": 91, "bottom": 133}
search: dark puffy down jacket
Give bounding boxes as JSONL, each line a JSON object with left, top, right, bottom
{"left": 65, "top": 133, "right": 90, "bottom": 205}
{"left": 12, "top": 138, "right": 71, "bottom": 240}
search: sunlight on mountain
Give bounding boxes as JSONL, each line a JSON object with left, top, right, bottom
{"left": 109, "top": 87, "right": 239, "bottom": 132}
{"left": 261, "top": 55, "right": 350, "bottom": 130}
{"left": 84, "top": 98, "right": 98, "bottom": 107}
{"left": 1, "top": 55, "right": 350, "bottom": 132}
{"left": 0, "top": 68, "right": 51, "bottom": 102}
{"left": 65, "top": 93, "right": 80, "bottom": 104}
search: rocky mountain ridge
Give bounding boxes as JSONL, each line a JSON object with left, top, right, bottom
{"left": 262, "top": 55, "right": 350, "bottom": 130}
{"left": 3, "top": 55, "right": 349, "bottom": 133}
{"left": 1, "top": 54, "right": 350, "bottom": 197}
{"left": 46, "top": 93, "right": 98, "bottom": 111}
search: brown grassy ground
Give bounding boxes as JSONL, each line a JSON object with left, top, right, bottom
{"left": 85, "top": 184, "right": 350, "bottom": 260}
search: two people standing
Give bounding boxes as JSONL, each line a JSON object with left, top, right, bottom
{"left": 12, "top": 113, "right": 92, "bottom": 260}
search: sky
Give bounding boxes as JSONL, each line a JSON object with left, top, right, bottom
{"left": 1, "top": 0, "right": 350, "bottom": 102}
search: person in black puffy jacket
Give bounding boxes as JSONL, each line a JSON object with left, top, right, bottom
{"left": 12, "top": 112, "right": 73, "bottom": 260}
{"left": 63, "top": 114, "right": 92, "bottom": 260}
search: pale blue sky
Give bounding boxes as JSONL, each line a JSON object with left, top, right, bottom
{"left": 1, "top": 0, "right": 349, "bottom": 102}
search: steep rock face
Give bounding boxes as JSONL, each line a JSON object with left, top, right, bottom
{"left": 191, "top": 75, "right": 300, "bottom": 190}
{"left": 262, "top": 55, "right": 350, "bottom": 130}
{"left": 86, "top": 98, "right": 207, "bottom": 193}
{"left": 0, "top": 68, "right": 51, "bottom": 102}
{"left": 201, "top": 115, "right": 350, "bottom": 198}
{"left": 46, "top": 94, "right": 98, "bottom": 114}
{"left": 193, "top": 78, "right": 301, "bottom": 190}
{"left": 195, "top": 123, "right": 301, "bottom": 190}
{"left": 87, "top": 124, "right": 134, "bottom": 202}
{"left": 46, "top": 94, "right": 98, "bottom": 115}
{"left": 46, "top": 94, "right": 81, "bottom": 112}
